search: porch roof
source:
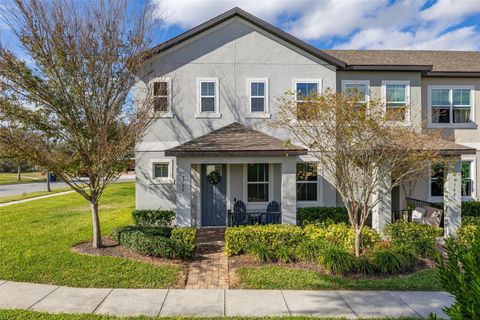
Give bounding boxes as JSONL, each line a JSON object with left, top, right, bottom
{"left": 427, "top": 139, "right": 476, "bottom": 156}
{"left": 164, "top": 122, "right": 308, "bottom": 157}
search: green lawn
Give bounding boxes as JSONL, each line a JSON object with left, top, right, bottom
{"left": 0, "top": 187, "right": 72, "bottom": 204}
{"left": 0, "top": 182, "right": 181, "bottom": 288}
{"left": 0, "top": 310, "right": 423, "bottom": 320}
{"left": 0, "top": 172, "right": 46, "bottom": 185}
{"left": 236, "top": 266, "right": 441, "bottom": 291}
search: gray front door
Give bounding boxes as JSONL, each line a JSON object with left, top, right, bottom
{"left": 201, "top": 164, "right": 227, "bottom": 226}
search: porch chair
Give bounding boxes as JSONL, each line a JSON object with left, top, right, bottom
{"left": 232, "top": 200, "right": 248, "bottom": 226}
{"left": 264, "top": 200, "right": 281, "bottom": 224}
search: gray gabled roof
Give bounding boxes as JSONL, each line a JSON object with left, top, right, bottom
{"left": 164, "top": 122, "right": 307, "bottom": 157}
{"left": 143, "top": 7, "right": 346, "bottom": 68}
{"left": 326, "top": 50, "right": 480, "bottom": 75}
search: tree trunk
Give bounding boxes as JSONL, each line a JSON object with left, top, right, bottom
{"left": 46, "top": 171, "right": 51, "bottom": 192}
{"left": 17, "top": 164, "right": 21, "bottom": 181}
{"left": 91, "top": 201, "right": 102, "bottom": 248}
{"left": 354, "top": 230, "right": 362, "bottom": 257}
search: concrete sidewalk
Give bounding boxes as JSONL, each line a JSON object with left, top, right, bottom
{"left": 0, "top": 280, "right": 453, "bottom": 318}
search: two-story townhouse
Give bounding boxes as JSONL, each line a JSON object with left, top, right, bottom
{"left": 134, "top": 8, "right": 478, "bottom": 236}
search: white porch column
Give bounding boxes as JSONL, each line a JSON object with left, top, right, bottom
{"left": 372, "top": 172, "right": 392, "bottom": 233}
{"left": 444, "top": 158, "right": 462, "bottom": 238}
{"left": 281, "top": 158, "right": 297, "bottom": 225}
{"left": 176, "top": 158, "right": 192, "bottom": 227}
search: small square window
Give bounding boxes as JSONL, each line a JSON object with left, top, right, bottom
{"left": 153, "top": 163, "right": 169, "bottom": 179}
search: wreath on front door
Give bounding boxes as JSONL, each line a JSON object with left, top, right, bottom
{"left": 207, "top": 171, "right": 221, "bottom": 185}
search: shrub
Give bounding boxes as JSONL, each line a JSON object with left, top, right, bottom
{"left": 462, "top": 216, "right": 480, "bottom": 226}
{"left": 275, "top": 245, "right": 295, "bottom": 263}
{"left": 437, "top": 226, "right": 480, "bottom": 319}
{"left": 392, "top": 245, "right": 419, "bottom": 270}
{"left": 384, "top": 222, "right": 440, "bottom": 257}
{"left": 297, "top": 207, "right": 349, "bottom": 225}
{"left": 295, "top": 239, "right": 326, "bottom": 262}
{"left": 249, "top": 243, "right": 275, "bottom": 262}
{"left": 304, "top": 223, "right": 380, "bottom": 252}
{"left": 225, "top": 225, "right": 305, "bottom": 256}
{"left": 462, "top": 201, "right": 480, "bottom": 217}
{"left": 318, "top": 244, "right": 356, "bottom": 275}
{"left": 132, "top": 210, "right": 175, "bottom": 227}
{"left": 112, "top": 225, "right": 196, "bottom": 259}
{"left": 355, "top": 255, "right": 374, "bottom": 275}
{"left": 372, "top": 250, "right": 406, "bottom": 274}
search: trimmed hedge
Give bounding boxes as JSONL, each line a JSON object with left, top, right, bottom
{"left": 225, "top": 225, "right": 304, "bottom": 256}
{"left": 384, "top": 222, "right": 440, "bottom": 257}
{"left": 297, "top": 207, "right": 349, "bottom": 225}
{"left": 112, "top": 225, "right": 196, "bottom": 259}
{"left": 462, "top": 201, "right": 480, "bottom": 217}
{"left": 304, "top": 223, "right": 380, "bottom": 252}
{"left": 132, "top": 210, "right": 175, "bottom": 227}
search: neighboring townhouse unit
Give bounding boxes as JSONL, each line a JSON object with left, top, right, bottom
{"left": 134, "top": 8, "right": 479, "bottom": 235}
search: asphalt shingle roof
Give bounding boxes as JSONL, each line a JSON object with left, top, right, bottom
{"left": 325, "top": 50, "right": 480, "bottom": 73}
{"left": 164, "top": 122, "right": 307, "bottom": 157}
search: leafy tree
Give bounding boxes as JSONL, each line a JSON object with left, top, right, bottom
{"left": 0, "top": 0, "right": 160, "bottom": 247}
{"left": 275, "top": 90, "right": 446, "bottom": 256}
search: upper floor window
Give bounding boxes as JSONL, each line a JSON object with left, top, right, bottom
{"left": 342, "top": 80, "right": 369, "bottom": 104}
{"left": 294, "top": 80, "right": 321, "bottom": 120}
{"left": 152, "top": 79, "right": 172, "bottom": 117}
{"left": 196, "top": 78, "right": 220, "bottom": 118}
{"left": 247, "top": 78, "right": 270, "bottom": 118}
{"left": 296, "top": 163, "right": 318, "bottom": 202}
{"left": 382, "top": 81, "right": 410, "bottom": 123}
{"left": 429, "top": 86, "right": 474, "bottom": 125}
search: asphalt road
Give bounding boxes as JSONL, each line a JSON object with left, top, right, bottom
{"left": 0, "top": 175, "right": 135, "bottom": 197}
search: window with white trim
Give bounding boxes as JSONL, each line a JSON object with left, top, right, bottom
{"left": 294, "top": 80, "right": 320, "bottom": 120}
{"left": 383, "top": 81, "right": 409, "bottom": 122}
{"left": 247, "top": 163, "right": 269, "bottom": 202}
{"left": 249, "top": 79, "right": 267, "bottom": 113}
{"left": 153, "top": 81, "right": 169, "bottom": 113}
{"left": 429, "top": 160, "right": 476, "bottom": 199}
{"left": 296, "top": 163, "right": 318, "bottom": 201}
{"left": 342, "top": 80, "right": 369, "bottom": 104}
{"left": 200, "top": 80, "right": 216, "bottom": 112}
{"left": 461, "top": 159, "right": 475, "bottom": 198}
{"left": 430, "top": 87, "right": 473, "bottom": 124}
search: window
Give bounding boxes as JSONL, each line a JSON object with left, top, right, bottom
{"left": 430, "top": 160, "right": 476, "bottom": 199}
{"left": 461, "top": 159, "right": 475, "bottom": 198}
{"left": 196, "top": 78, "right": 220, "bottom": 118}
{"left": 247, "top": 164, "right": 269, "bottom": 202}
{"left": 153, "top": 80, "right": 169, "bottom": 113}
{"left": 430, "top": 163, "right": 444, "bottom": 197}
{"left": 430, "top": 86, "right": 473, "bottom": 125}
{"left": 296, "top": 163, "right": 318, "bottom": 201}
{"left": 342, "top": 80, "right": 369, "bottom": 104}
{"left": 294, "top": 80, "right": 320, "bottom": 120}
{"left": 247, "top": 78, "right": 269, "bottom": 116}
{"left": 154, "top": 163, "right": 169, "bottom": 178}
{"left": 382, "top": 81, "right": 409, "bottom": 122}
{"left": 151, "top": 159, "right": 173, "bottom": 182}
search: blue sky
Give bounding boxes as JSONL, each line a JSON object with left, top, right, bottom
{"left": 2, "top": 0, "right": 480, "bottom": 55}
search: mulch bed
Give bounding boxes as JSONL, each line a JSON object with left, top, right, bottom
{"left": 72, "top": 236, "right": 189, "bottom": 288}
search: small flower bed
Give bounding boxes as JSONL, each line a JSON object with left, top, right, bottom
{"left": 113, "top": 210, "right": 196, "bottom": 259}
{"left": 225, "top": 221, "right": 439, "bottom": 276}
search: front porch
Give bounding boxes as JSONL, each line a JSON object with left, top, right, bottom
{"left": 165, "top": 122, "right": 308, "bottom": 228}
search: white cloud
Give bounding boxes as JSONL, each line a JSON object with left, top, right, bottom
{"left": 152, "top": 0, "right": 480, "bottom": 50}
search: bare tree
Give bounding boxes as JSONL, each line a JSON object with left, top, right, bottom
{"left": 0, "top": 0, "right": 160, "bottom": 248}
{"left": 275, "top": 90, "right": 446, "bottom": 257}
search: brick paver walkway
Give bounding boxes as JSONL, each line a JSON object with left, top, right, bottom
{"left": 185, "top": 228, "right": 229, "bottom": 289}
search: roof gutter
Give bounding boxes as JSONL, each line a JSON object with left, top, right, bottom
{"left": 424, "top": 71, "right": 480, "bottom": 78}
{"left": 341, "top": 65, "right": 433, "bottom": 72}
